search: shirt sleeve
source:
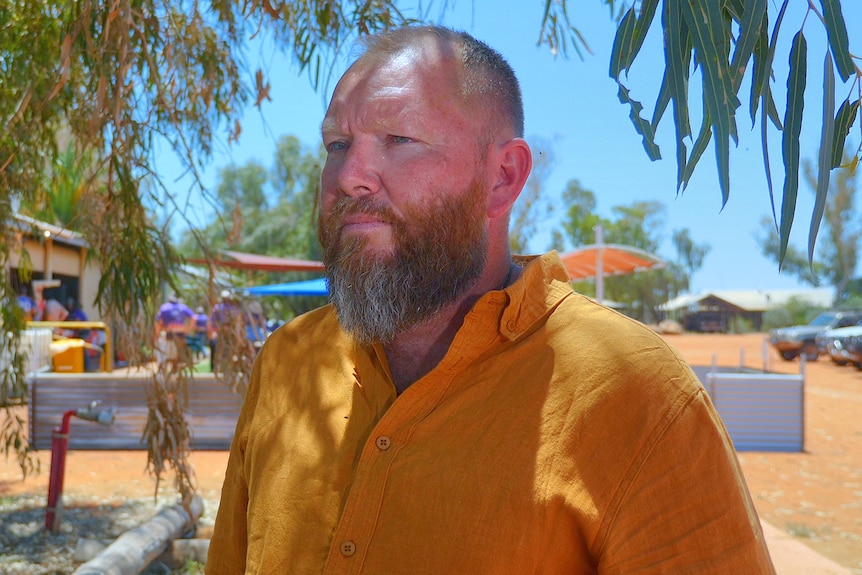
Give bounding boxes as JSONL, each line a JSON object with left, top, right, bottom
{"left": 205, "top": 370, "right": 258, "bottom": 573}
{"left": 595, "top": 386, "right": 775, "bottom": 574}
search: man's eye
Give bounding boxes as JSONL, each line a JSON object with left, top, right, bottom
{"left": 325, "top": 140, "right": 348, "bottom": 153}
{"left": 389, "top": 135, "right": 412, "bottom": 144}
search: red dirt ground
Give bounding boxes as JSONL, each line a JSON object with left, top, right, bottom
{"left": 2, "top": 333, "right": 861, "bottom": 572}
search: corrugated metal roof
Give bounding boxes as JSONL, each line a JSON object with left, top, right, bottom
{"left": 13, "top": 213, "right": 89, "bottom": 249}
{"left": 659, "top": 288, "right": 835, "bottom": 312}
{"left": 187, "top": 250, "right": 325, "bottom": 273}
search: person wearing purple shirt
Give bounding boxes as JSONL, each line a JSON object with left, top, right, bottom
{"left": 156, "top": 294, "right": 194, "bottom": 367}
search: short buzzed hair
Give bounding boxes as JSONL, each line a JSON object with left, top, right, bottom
{"left": 354, "top": 26, "right": 525, "bottom": 140}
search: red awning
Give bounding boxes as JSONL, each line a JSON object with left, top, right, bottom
{"left": 559, "top": 244, "right": 665, "bottom": 280}
{"left": 188, "top": 250, "right": 325, "bottom": 273}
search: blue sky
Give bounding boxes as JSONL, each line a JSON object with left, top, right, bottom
{"left": 159, "top": 1, "right": 862, "bottom": 293}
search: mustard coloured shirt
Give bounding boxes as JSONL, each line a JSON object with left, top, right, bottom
{"left": 206, "top": 252, "right": 775, "bottom": 574}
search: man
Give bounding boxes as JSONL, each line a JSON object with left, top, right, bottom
{"left": 155, "top": 293, "right": 194, "bottom": 367}
{"left": 207, "top": 26, "right": 775, "bottom": 574}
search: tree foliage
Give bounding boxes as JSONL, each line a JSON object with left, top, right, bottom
{"left": 608, "top": 0, "right": 861, "bottom": 267}
{"left": 758, "top": 149, "right": 860, "bottom": 302}
{"left": 557, "top": 181, "right": 709, "bottom": 323}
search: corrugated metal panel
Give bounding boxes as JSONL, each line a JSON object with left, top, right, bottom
{"left": 704, "top": 371, "right": 805, "bottom": 452}
{"left": 29, "top": 373, "right": 242, "bottom": 450}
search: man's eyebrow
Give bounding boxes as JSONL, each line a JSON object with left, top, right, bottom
{"left": 320, "top": 117, "right": 339, "bottom": 135}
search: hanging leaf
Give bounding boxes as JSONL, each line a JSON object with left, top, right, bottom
{"left": 810, "top": 52, "right": 835, "bottom": 264}
{"left": 617, "top": 83, "right": 661, "bottom": 161}
{"left": 682, "top": 102, "right": 712, "bottom": 192}
{"left": 662, "top": 0, "right": 693, "bottom": 190}
{"left": 819, "top": 0, "right": 855, "bottom": 81}
{"left": 831, "top": 99, "right": 860, "bottom": 168}
{"left": 749, "top": 14, "right": 769, "bottom": 125}
{"left": 761, "top": 96, "right": 777, "bottom": 225}
{"left": 617, "top": 82, "right": 662, "bottom": 161}
{"left": 762, "top": 0, "right": 791, "bottom": 228}
{"left": 609, "top": 8, "right": 636, "bottom": 78}
{"left": 627, "top": 0, "right": 660, "bottom": 70}
{"left": 729, "top": 0, "right": 766, "bottom": 91}
{"left": 681, "top": 0, "right": 740, "bottom": 206}
{"left": 779, "top": 31, "right": 807, "bottom": 265}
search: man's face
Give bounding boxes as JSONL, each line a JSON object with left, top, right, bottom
{"left": 318, "top": 46, "right": 491, "bottom": 342}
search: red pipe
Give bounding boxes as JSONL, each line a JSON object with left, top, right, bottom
{"left": 45, "top": 409, "right": 78, "bottom": 532}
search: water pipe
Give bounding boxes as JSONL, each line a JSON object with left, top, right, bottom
{"left": 46, "top": 401, "right": 115, "bottom": 532}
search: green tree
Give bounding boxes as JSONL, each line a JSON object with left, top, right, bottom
{"left": 557, "top": 182, "right": 708, "bottom": 323}
{"left": 178, "top": 135, "right": 323, "bottom": 261}
{"left": 559, "top": 179, "right": 603, "bottom": 248}
{"left": 1, "top": 0, "right": 858, "bottom": 496}
{"left": 757, "top": 150, "right": 860, "bottom": 302}
{"left": 671, "top": 228, "right": 709, "bottom": 294}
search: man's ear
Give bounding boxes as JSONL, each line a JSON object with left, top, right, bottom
{"left": 487, "top": 138, "right": 532, "bottom": 219}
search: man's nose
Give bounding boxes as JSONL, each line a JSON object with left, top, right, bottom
{"left": 335, "top": 141, "right": 382, "bottom": 198}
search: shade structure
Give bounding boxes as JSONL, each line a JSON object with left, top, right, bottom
{"left": 559, "top": 244, "right": 665, "bottom": 280}
{"left": 245, "top": 277, "right": 329, "bottom": 297}
{"left": 188, "top": 250, "right": 325, "bottom": 273}
{"left": 559, "top": 236, "right": 665, "bottom": 306}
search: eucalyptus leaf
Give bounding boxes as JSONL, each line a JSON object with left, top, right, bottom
{"left": 810, "top": 52, "right": 835, "bottom": 264}
{"left": 730, "top": 0, "right": 766, "bottom": 92}
{"left": 681, "top": 0, "right": 740, "bottom": 205}
{"left": 779, "top": 31, "right": 807, "bottom": 265}
{"left": 662, "top": 0, "right": 693, "bottom": 189}
{"left": 831, "top": 99, "right": 860, "bottom": 168}
{"left": 617, "top": 82, "right": 662, "bottom": 161}
{"left": 610, "top": 8, "right": 636, "bottom": 78}
{"left": 819, "top": 0, "right": 855, "bottom": 81}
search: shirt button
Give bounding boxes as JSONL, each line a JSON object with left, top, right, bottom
{"left": 375, "top": 435, "right": 391, "bottom": 451}
{"left": 340, "top": 541, "right": 356, "bottom": 557}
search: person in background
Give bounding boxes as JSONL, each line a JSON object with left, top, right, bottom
{"left": 244, "top": 300, "right": 267, "bottom": 352}
{"left": 209, "top": 290, "right": 236, "bottom": 372}
{"left": 155, "top": 293, "right": 194, "bottom": 368}
{"left": 190, "top": 305, "right": 209, "bottom": 361}
{"left": 207, "top": 25, "right": 775, "bottom": 574}
{"left": 42, "top": 297, "right": 68, "bottom": 322}
{"left": 16, "top": 286, "right": 37, "bottom": 320}
{"left": 66, "top": 298, "right": 87, "bottom": 322}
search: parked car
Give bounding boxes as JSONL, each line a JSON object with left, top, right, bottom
{"left": 841, "top": 331, "right": 862, "bottom": 369}
{"left": 815, "top": 322, "right": 862, "bottom": 365}
{"left": 769, "top": 310, "right": 862, "bottom": 361}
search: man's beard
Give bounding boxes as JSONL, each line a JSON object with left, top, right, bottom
{"left": 318, "top": 181, "right": 488, "bottom": 344}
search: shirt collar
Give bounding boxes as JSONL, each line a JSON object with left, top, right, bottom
{"left": 497, "top": 251, "right": 574, "bottom": 340}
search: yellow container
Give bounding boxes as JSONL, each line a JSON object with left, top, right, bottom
{"left": 51, "top": 339, "right": 85, "bottom": 373}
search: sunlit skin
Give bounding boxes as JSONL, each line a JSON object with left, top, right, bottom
{"left": 319, "top": 37, "right": 532, "bottom": 390}
{"left": 320, "top": 47, "right": 479, "bottom": 254}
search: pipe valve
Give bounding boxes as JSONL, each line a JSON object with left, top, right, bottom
{"left": 75, "top": 400, "right": 116, "bottom": 426}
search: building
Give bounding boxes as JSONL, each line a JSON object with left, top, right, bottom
{"left": 658, "top": 288, "right": 836, "bottom": 332}
{"left": 6, "top": 213, "right": 101, "bottom": 321}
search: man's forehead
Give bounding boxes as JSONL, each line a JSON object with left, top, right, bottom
{"left": 322, "top": 49, "right": 461, "bottom": 130}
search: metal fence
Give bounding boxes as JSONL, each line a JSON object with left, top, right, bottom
{"left": 691, "top": 364, "right": 805, "bottom": 452}
{"left": 29, "top": 373, "right": 242, "bottom": 450}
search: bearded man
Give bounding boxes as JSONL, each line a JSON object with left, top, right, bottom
{"left": 207, "top": 26, "right": 775, "bottom": 574}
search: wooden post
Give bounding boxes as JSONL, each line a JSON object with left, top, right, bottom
{"left": 72, "top": 495, "right": 204, "bottom": 575}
